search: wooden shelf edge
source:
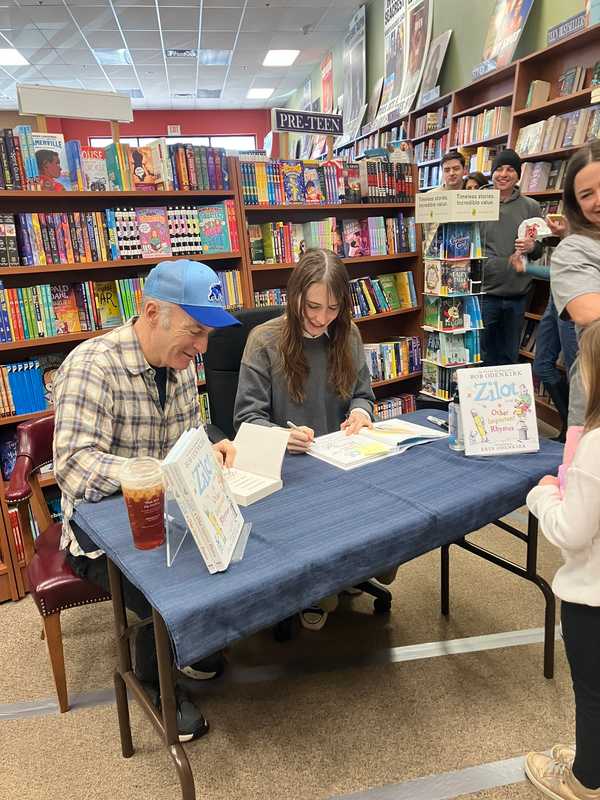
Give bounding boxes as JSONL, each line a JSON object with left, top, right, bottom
{"left": 243, "top": 202, "right": 416, "bottom": 211}
{"left": 354, "top": 306, "right": 421, "bottom": 324}
{"left": 452, "top": 91, "right": 514, "bottom": 119}
{"left": 250, "top": 253, "right": 418, "bottom": 271}
{"left": 372, "top": 372, "right": 422, "bottom": 389}
{"left": 412, "top": 126, "right": 450, "bottom": 145}
{"left": 513, "top": 87, "right": 592, "bottom": 119}
{"left": 455, "top": 132, "right": 509, "bottom": 149}
{"left": 0, "top": 189, "right": 236, "bottom": 199}
{"left": 525, "top": 311, "right": 542, "bottom": 321}
{"left": 0, "top": 251, "right": 242, "bottom": 277}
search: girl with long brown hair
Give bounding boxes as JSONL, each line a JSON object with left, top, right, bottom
{"left": 551, "top": 140, "right": 600, "bottom": 429}
{"left": 525, "top": 318, "right": 600, "bottom": 800}
{"left": 234, "top": 248, "right": 375, "bottom": 452}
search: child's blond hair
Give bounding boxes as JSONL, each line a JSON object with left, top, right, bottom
{"left": 579, "top": 318, "right": 600, "bottom": 433}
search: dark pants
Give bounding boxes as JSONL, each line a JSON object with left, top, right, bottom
{"left": 481, "top": 294, "right": 528, "bottom": 366}
{"left": 562, "top": 600, "right": 600, "bottom": 789}
{"left": 66, "top": 550, "right": 160, "bottom": 687}
{"left": 533, "top": 296, "right": 578, "bottom": 383}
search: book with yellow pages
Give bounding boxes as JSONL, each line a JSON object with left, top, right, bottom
{"left": 307, "top": 420, "right": 447, "bottom": 470}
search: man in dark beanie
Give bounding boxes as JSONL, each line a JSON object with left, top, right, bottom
{"left": 481, "top": 147, "right": 543, "bottom": 365}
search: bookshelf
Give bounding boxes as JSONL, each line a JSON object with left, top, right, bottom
{"left": 0, "top": 157, "right": 248, "bottom": 598}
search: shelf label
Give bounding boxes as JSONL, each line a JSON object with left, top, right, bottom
{"left": 547, "top": 12, "right": 587, "bottom": 45}
{"left": 416, "top": 190, "right": 500, "bottom": 223}
{"left": 271, "top": 108, "right": 343, "bottom": 135}
{"left": 471, "top": 59, "right": 497, "bottom": 81}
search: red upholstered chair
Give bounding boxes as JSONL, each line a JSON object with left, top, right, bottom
{"left": 5, "top": 413, "right": 110, "bottom": 712}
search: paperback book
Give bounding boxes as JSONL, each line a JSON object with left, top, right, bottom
{"left": 224, "top": 422, "right": 289, "bottom": 506}
{"left": 32, "top": 133, "right": 71, "bottom": 191}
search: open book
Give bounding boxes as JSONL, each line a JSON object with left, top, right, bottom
{"left": 161, "top": 427, "right": 246, "bottom": 573}
{"left": 224, "top": 422, "right": 289, "bottom": 506}
{"left": 307, "top": 419, "right": 448, "bottom": 471}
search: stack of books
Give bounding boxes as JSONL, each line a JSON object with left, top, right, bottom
{"left": 453, "top": 106, "right": 511, "bottom": 146}
{"left": 363, "top": 337, "right": 422, "bottom": 382}
{"left": 515, "top": 107, "right": 600, "bottom": 155}
{"left": 350, "top": 271, "right": 417, "bottom": 318}
{"left": 413, "top": 106, "right": 450, "bottom": 137}
{"left": 374, "top": 394, "right": 416, "bottom": 419}
{"left": 519, "top": 159, "right": 568, "bottom": 192}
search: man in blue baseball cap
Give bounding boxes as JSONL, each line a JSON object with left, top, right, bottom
{"left": 53, "top": 260, "right": 241, "bottom": 743}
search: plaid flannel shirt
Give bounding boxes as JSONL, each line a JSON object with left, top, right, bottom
{"left": 53, "top": 319, "right": 200, "bottom": 557}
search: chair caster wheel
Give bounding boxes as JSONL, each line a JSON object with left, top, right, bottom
{"left": 374, "top": 598, "right": 391, "bottom": 614}
{"left": 273, "top": 616, "right": 295, "bottom": 642}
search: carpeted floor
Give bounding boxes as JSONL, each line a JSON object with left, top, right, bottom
{"left": 0, "top": 512, "right": 571, "bottom": 800}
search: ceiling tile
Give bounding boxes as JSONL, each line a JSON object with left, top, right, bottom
{"left": 162, "top": 31, "right": 196, "bottom": 48}
{"left": 79, "top": 77, "right": 114, "bottom": 90}
{"left": 116, "top": 7, "right": 159, "bottom": 29}
{"left": 102, "top": 64, "right": 138, "bottom": 77}
{"left": 136, "top": 66, "right": 167, "bottom": 79}
{"left": 20, "top": 7, "right": 75, "bottom": 28}
{"left": 83, "top": 30, "right": 124, "bottom": 47}
{"left": 58, "top": 48, "right": 102, "bottom": 65}
{"left": 199, "top": 31, "right": 235, "bottom": 50}
{"left": 205, "top": 0, "right": 244, "bottom": 5}
{"left": 129, "top": 49, "right": 166, "bottom": 64}
{"left": 0, "top": 9, "right": 35, "bottom": 29}
{"left": 202, "top": 8, "right": 243, "bottom": 31}
{"left": 158, "top": 7, "right": 199, "bottom": 30}
{"left": 122, "top": 30, "right": 162, "bottom": 48}
{"left": 39, "top": 28, "right": 88, "bottom": 48}
{"left": 18, "top": 48, "right": 66, "bottom": 66}
{"left": 70, "top": 8, "right": 120, "bottom": 31}
{"left": 166, "top": 62, "right": 197, "bottom": 77}
{"left": 7, "top": 29, "right": 51, "bottom": 48}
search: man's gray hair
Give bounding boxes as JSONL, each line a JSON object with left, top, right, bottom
{"left": 141, "top": 294, "right": 173, "bottom": 329}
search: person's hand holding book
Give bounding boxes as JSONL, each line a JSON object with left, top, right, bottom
{"left": 340, "top": 409, "right": 374, "bottom": 436}
{"left": 212, "top": 439, "right": 236, "bottom": 468}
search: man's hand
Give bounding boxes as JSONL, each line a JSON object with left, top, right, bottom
{"left": 287, "top": 425, "right": 314, "bottom": 453}
{"left": 539, "top": 474, "right": 560, "bottom": 487}
{"left": 213, "top": 439, "right": 236, "bottom": 468}
{"left": 340, "top": 410, "right": 373, "bottom": 436}
{"left": 546, "top": 215, "right": 567, "bottom": 238}
{"left": 509, "top": 251, "right": 526, "bottom": 272}
{"left": 514, "top": 237, "right": 536, "bottom": 255}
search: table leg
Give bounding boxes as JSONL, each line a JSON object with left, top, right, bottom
{"left": 153, "top": 609, "right": 196, "bottom": 800}
{"left": 440, "top": 544, "right": 450, "bottom": 616}
{"left": 106, "top": 558, "right": 134, "bottom": 758}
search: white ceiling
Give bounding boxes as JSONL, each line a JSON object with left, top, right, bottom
{"left": 0, "top": 0, "right": 360, "bottom": 110}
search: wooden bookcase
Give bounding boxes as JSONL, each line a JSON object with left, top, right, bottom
{"left": 0, "top": 158, "right": 247, "bottom": 600}
{"left": 232, "top": 157, "right": 424, "bottom": 411}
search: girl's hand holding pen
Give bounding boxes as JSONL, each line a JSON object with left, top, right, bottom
{"left": 286, "top": 420, "right": 315, "bottom": 453}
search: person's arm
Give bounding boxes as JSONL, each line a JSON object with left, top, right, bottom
{"left": 233, "top": 334, "right": 277, "bottom": 431}
{"left": 53, "top": 359, "right": 127, "bottom": 504}
{"left": 524, "top": 263, "right": 550, "bottom": 280}
{"left": 565, "top": 293, "right": 600, "bottom": 327}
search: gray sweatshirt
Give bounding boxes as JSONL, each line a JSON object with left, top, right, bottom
{"left": 483, "top": 187, "right": 542, "bottom": 296}
{"left": 233, "top": 316, "right": 375, "bottom": 436}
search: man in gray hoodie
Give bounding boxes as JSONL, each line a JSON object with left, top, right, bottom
{"left": 481, "top": 149, "right": 542, "bottom": 365}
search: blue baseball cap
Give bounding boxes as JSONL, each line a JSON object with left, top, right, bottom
{"left": 143, "top": 259, "right": 241, "bottom": 328}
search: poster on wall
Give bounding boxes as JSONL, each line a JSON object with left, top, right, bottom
{"left": 300, "top": 78, "right": 313, "bottom": 158}
{"left": 321, "top": 52, "right": 334, "bottom": 114}
{"left": 476, "top": 0, "right": 535, "bottom": 78}
{"left": 417, "top": 29, "right": 452, "bottom": 107}
{"left": 378, "top": 0, "right": 432, "bottom": 124}
{"left": 342, "top": 5, "right": 367, "bottom": 143}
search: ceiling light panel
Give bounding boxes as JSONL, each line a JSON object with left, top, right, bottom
{"left": 0, "top": 48, "right": 29, "bottom": 66}
{"left": 246, "top": 87, "right": 274, "bottom": 99}
{"left": 197, "top": 50, "right": 231, "bottom": 66}
{"left": 263, "top": 49, "right": 299, "bottom": 67}
{"left": 93, "top": 48, "right": 133, "bottom": 65}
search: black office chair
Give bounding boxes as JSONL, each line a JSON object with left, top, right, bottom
{"left": 203, "top": 305, "right": 393, "bottom": 635}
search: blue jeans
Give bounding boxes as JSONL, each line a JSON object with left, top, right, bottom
{"left": 533, "top": 296, "right": 578, "bottom": 385}
{"left": 481, "top": 294, "right": 529, "bottom": 366}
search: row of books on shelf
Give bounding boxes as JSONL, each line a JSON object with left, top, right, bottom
{"left": 424, "top": 259, "right": 483, "bottom": 296}
{"left": 418, "top": 164, "right": 441, "bottom": 191}
{"left": 515, "top": 107, "right": 600, "bottom": 156}
{"left": 350, "top": 271, "right": 417, "bottom": 318}
{"left": 452, "top": 106, "right": 511, "bottom": 147}
{"left": 424, "top": 328, "right": 482, "bottom": 367}
{"left": 425, "top": 222, "right": 485, "bottom": 260}
{"left": 519, "top": 159, "right": 568, "bottom": 193}
{"left": 538, "top": 199, "right": 564, "bottom": 217}
{"left": 0, "top": 357, "right": 55, "bottom": 414}
{"left": 239, "top": 157, "right": 415, "bottom": 206}
{"left": 248, "top": 213, "right": 417, "bottom": 264}
{"left": 464, "top": 145, "right": 502, "bottom": 175}
{"left": 524, "top": 63, "right": 598, "bottom": 108}
{"left": 253, "top": 288, "right": 287, "bottom": 307}
{"left": 0, "top": 270, "right": 242, "bottom": 342}
{"left": 414, "top": 106, "right": 450, "bottom": 138}
{"left": 7, "top": 502, "right": 62, "bottom": 562}
{"left": 415, "top": 134, "right": 449, "bottom": 164}
{"left": 363, "top": 336, "right": 422, "bottom": 383}
{"left": 195, "top": 354, "right": 205, "bottom": 383}
{"left": 5, "top": 201, "right": 239, "bottom": 267}
{"left": 422, "top": 361, "right": 458, "bottom": 400}
{"left": 0, "top": 127, "right": 230, "bottom": 193}
{"left": 374, "top": 393, "right": 416, "bottom": 419}
{"left": 423, "top": 295, "right": 483, "bottom": 332}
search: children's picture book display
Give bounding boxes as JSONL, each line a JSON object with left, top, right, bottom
{"left": 456, "top": 364, "right": 539, "bottom": 456}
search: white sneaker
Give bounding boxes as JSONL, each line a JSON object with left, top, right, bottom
{"left": 525, "top": 751, "right": 600, "bottom": 800}
{"left": 551, "top": 745, "right": 576, "bottom": 766}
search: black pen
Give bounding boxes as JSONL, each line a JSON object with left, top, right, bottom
{"left": 426, "top": 415, "right": 449, "bottom": 431}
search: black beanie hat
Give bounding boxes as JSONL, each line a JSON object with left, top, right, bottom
{"left": 491, "top": 148, "right": 521, "bottom": 178}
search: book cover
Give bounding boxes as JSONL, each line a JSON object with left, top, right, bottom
{"left": 457, "top": 363, "right": 539, "bottom": 456}
{"left": 135, "top": 206, "right": 172, "bottom": 257}
{"left": 342, "top": 219, "right": 367, "bottom": 257}
{"left": 37, "top": 353, "right": 62, "bottom": 406}
{"left": 224, "top": 423, "right": 289, "bottom": 506}
{"left": 558, "top": 67, "right": 578, "bottom": 96}
{"left": 302, "top": 162, "right": 325, "bottom": 203}
{"left": 128, "top": 145, "right": 159, "bottom": 190}
{"left": 280, "top": 161, "right": 306, "bottom": 203}
{"left": 93, "top": 281, "right": 122, "bottom": 329}
{"left": 81, "top": 147, "right": 110, "bottom": 192}
{"left": 31, "top": 133, "right": 71, "bottom": 191}
{"left": 197, "top": 203, "right": 231, "bottom": 253}
{"left": 50, "top": 284, "right": 81, "bottom": 334}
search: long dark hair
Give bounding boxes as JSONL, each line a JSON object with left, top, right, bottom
{"left": 579, "top": 319, "right": 600, "bottom": 434}
{"left": 563, "top": 141, "right": 600, "bottom": 241}
{"left": 280, "top": 248, "right": 356, "bottom": 403}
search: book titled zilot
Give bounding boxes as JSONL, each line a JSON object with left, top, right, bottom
{"left": 161, "top": 426, "right": 246, "bottom": 573}
{"left": 307, "top": 419, "right": 448, "bottom": 470}
{"left": 457, "top": 363, "right": 539, "bottom": 456}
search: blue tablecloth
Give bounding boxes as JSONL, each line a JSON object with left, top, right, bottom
{"left": 73, "top": 411, "right": 563, "bottom": 667}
